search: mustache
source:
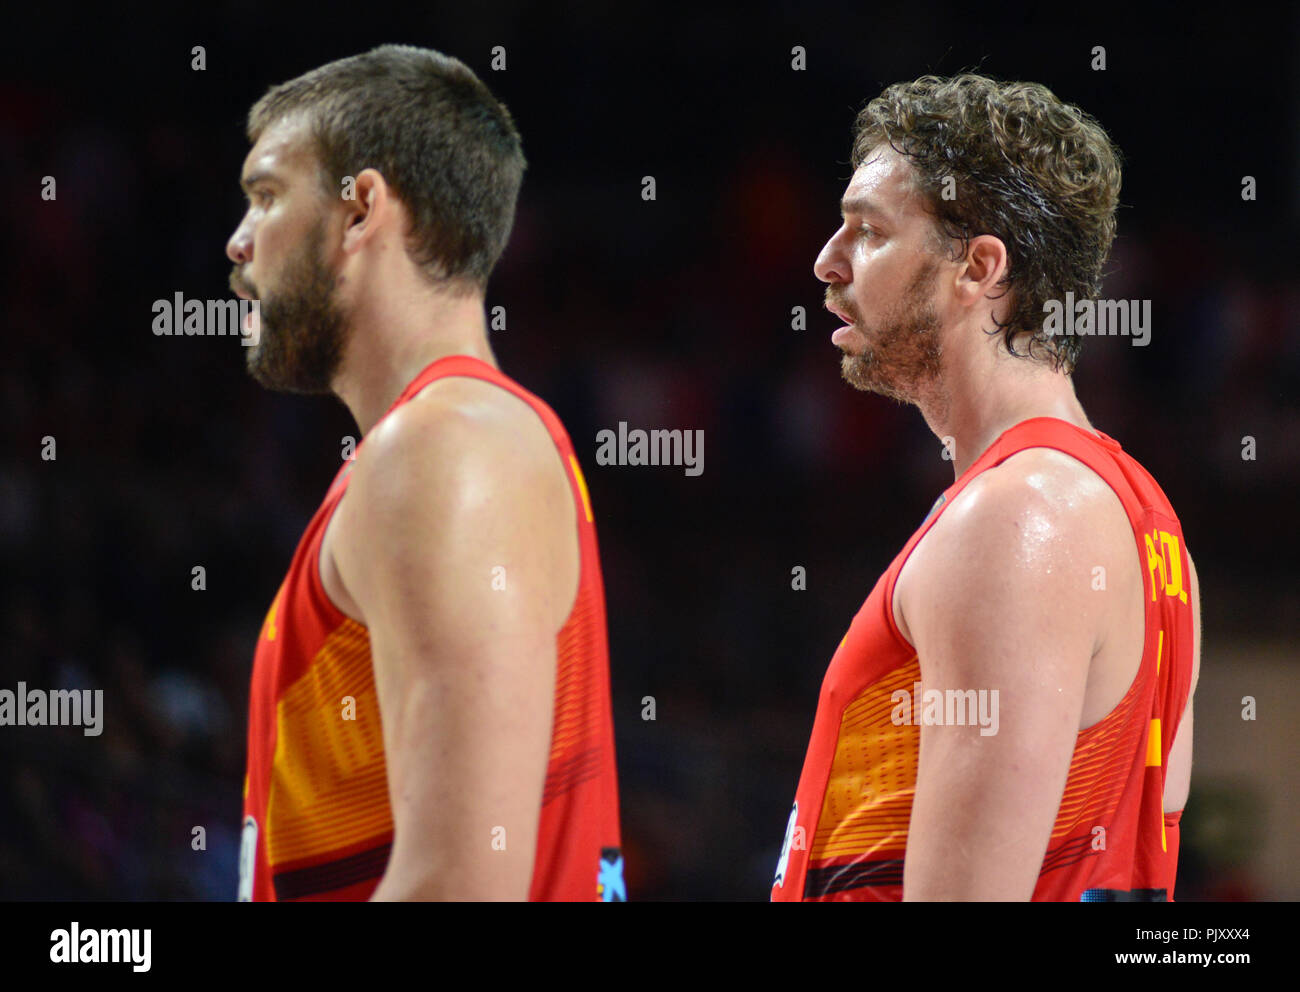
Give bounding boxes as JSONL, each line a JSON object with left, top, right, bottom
{"left": 229, "top": 268, "right": 256, "bottom": 298}
{"left": 824, "top": 288, "right": 861, "bottom": 324}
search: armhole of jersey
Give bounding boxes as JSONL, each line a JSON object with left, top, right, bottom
{"left": 882, "top": 537, "right": 922, "bottom": 652}
{"left": 1001, "top": 433, "right": 1156, "bottom": 737}
{"left": 310, "top": 493, "right": 352, "bottom": 627}
{"left": 881, "top": 434, "right": 1014, "bottom": 652}
{"left": 897, "top": 420, "right": 1158, "bottom": 737}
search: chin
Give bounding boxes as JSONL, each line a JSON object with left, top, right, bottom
{"left": 842, "top": 359, "right": 907, "bottom": 402}
{"left": 840, "top": 353, "right": 873, "bottom": 386}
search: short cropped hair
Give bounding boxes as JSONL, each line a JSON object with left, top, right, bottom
{"left": 247, "top": 44, "right": 526, "bottom": 291}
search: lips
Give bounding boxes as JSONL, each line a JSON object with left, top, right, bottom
{"left": 825, "top": 301, "right": 854, "bottom": 325}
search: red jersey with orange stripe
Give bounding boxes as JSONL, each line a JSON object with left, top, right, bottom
{"left": 771, "top": 417, "right": 1194, "bottom": 902}
{"left": 239, "top": 354, "right": 624, "bottom": 902}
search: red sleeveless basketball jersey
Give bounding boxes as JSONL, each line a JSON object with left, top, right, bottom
{"left": 239, "top": 355, "right": 623, "bottom": 901}
{"left": 771, "top": 417, "right": 1194, "bottom": 902}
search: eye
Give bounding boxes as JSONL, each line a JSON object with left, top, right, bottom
{"left": 859, "top": 224, "right": 878, "bottom": 239}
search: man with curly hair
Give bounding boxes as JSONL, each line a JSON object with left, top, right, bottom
{"left": 771, "top": 74, "right": 1200, "bottom": 901}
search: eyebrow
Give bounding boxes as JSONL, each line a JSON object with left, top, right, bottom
{"left": 239, "top": 170, "right": 281, "bottom": 192}
{"left": 840, "top": 195, "right": 890, "bottom": 220}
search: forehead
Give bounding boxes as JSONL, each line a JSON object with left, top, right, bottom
{"left": 241, "top": 114, "right": 317, "bottom": 182}
{"left": 841, "top": 145, "right": 926, "bottom": 223}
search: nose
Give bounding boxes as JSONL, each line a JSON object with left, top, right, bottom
{"left": 226, "top": 214, "right": 253, "bottom": 266}
{"left": 814, "top": 226, "right": 849, "bottom": 284}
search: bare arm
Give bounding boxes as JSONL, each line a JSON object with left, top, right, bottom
{"left": 899, "top": 457, "right": 1117, "bottom": 900}
{"left": 332, "top": 382, "right": 575, "bottom": 900}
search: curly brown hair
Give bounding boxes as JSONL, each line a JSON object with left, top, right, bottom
{"left": 851, "top": 73, "right": 1122, "bottom": 373}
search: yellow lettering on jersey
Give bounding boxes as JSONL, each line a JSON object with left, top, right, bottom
{"left": 1145, "top": 529, "right": 1188, "bottom": 606}
{"left": 1160, "top": 531, "right": 1185, "bottom": 601}
{"left": 569, "top": 454, "right": 594, "bottom": 523}
{"left": 1144, "top": 532, "right": 1165, "bottom": 602}
{"left": 1146, "top": 717, "right": 1162, "bottom": 767}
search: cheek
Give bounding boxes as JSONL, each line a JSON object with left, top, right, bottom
{"left": 851, "top": 247, "right": 905, "bottom": 297}
{"left": 848, "top": 259, "right": 882, "bottom": 310}
{"left": 849, "top": 240, "right": 886, "bottom": 276}
{"left": 251, "top": 224, "right": 287, "bottom": 280}
{"left": 254, "top": 220, "right": 275, "bottom": 254}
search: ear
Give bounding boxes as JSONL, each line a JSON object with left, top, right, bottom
{"left": 953, "top": 233, "right": 1009, "bottom": 308}
{"left": 340, "top": 167, "right": 392, "bottom": 256}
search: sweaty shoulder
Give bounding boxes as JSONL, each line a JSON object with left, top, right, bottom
{"left": 896, "top": 444, "right": 1136, "bottom": 654}
{"left": 961, "top": 445, "right": 1121, "bottom": 521}
{"left": 934, "top": 445, "right": 1129, "bottom": 564}
{"left": 333, "top": 371, "right": 581, "bottom": 633}
{"left": 366, "top": 374, "right": 558, "bottom": 470}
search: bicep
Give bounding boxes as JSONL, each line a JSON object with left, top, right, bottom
{"left": 905, "top": 617, "right": 1089, "bottom": 899}
{"left": 901, "top": 480, "right": 1102, "bottom": 900}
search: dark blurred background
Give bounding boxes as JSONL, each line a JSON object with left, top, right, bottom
{"left": 1, "top": 2, "right": 1296, "bottom": 900}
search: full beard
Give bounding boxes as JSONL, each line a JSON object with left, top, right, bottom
{"left": 242, "top": 219, "right": 349, "bottom": 395}
{"left": 838, "top": 257, "right": 943, "bottom": 404}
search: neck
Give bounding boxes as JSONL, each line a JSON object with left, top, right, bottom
{"left": 914, "top": 334, "right": 1093, "bottom": 479}
{"left": 332, "top": 288, "right": 497, "bottom": 436}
